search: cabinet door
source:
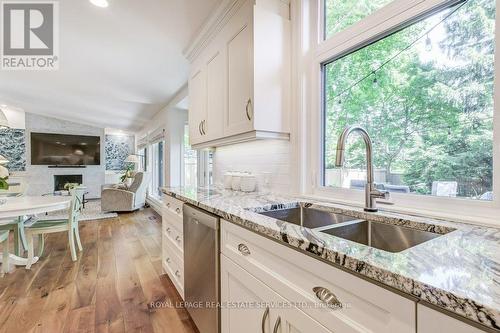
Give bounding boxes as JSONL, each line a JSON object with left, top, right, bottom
{"left": 225, "top": 8, "right": 254, "bottom": 136}
{"left": 270, "top": 305, "right": 333, "bottom": 333}
{"left": 221, "top": 254, "right": 332, "bottom": 333}
{"left": 188, "top": 68, "right": 206, "bottom": 145}
{"left": 221, "top": 254, "right": 273, "bottom": 333}
{"left": 205, "top": 51, "right": 225, "bottom": 141}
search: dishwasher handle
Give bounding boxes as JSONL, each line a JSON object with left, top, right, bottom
{"left": 183, "top": 204, "right": 219, "bottom": 230}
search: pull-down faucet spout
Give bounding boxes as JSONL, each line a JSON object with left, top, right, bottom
{"left": 335, "top": 126, "right": 390, "bottom": 212}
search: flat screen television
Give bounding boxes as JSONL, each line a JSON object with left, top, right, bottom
{"left": 30, "top": 132, "right": 101, "bottom": 166}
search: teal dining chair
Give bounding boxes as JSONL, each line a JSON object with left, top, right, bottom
{"left": 25, "top": 187, "right": 85, "bottom": 269}
{"left": 0, "top": 230, "right": 9, "bottom": 275}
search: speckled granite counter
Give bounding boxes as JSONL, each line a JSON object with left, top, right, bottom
{"left": 162, "top": 186, "right": 500, "bottom": 331}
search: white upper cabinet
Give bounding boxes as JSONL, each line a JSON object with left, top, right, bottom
{"left": 226, "top": 14, "right": 254, "bottom": 136}
{"left": 186, "top": 0, "right": 291, "bottom": 148}
{"left": 206, "top": 51, "right": 225, "bottom": 141}
{"left": 188, "top": 69, "right": 207, "bottom": 146}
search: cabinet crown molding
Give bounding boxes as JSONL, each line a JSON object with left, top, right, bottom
{"left": 183, "top": 0, "right": 247, "bottom": 63}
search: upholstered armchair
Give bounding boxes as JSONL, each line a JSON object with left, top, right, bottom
{"left": 101, "top": 172, "right": 149, "bottom": 212}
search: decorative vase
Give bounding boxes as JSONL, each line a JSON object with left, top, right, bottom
{"left": 126, "top": 177, "right": 133, "bottom": 187}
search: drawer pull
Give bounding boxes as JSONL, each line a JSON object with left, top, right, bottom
{"left": 175, "top": 236, "right": 181, "bottom": 242}
{"left": 175, "top": 207, "right": 181, "bottom": 214}
{"left": 166, "top": 257, "right": 171, "bottom": 263}
{"left": 166, "top": 202, "right": 170, "bottom": 208}
{"left": 313, "top": 287, "right": 342, "bottom": 310}
{"left": 261, "top": 306, "right": 269, "bottom": 333}
{"left": 175, "top": 270, "right": 181, "bottom": 277}
{"left": 272, "top": 316, "right": 281, "bottom": 333}
{"left": 166, "top": 227, "right": 171, "bottom": 233}
{"left": 237, "top": 243, "right": 251, "bottom": 256}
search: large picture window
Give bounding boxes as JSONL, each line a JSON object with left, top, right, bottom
{"left": 183, "top": 124, "right": 198, "bottom": 187}
{"left": 322, "top": 0, "right": 495, "bottom": 200}
{"left": 150, "top": 140, "right": 164, "bottom": 197}
{"left": 324, "top": 0, "right": 394, "bottom": 38}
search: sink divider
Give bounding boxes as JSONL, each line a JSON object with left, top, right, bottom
{"left": 312, "top": 219, "right": 366, "bottom": 232}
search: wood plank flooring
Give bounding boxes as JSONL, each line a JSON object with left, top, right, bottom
{"left": 0, "top": 209, "right": 198, "bottom": 333}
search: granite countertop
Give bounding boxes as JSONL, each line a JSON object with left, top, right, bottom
{"left": 162, "top": 186, "right": 500, "bottom": 331}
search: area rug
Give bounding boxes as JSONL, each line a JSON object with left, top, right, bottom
{"left": 45, "top": 200, "right": 118, "bottom": 221}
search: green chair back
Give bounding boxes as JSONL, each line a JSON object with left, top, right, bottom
{"left": 68, "top": 187, "right": 85, "bottom": 227}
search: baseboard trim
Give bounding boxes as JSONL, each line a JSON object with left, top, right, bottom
{"left": 146, "top": 196, "right": 163, "bottom": 215}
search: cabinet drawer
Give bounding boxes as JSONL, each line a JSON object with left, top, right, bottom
{"left": 162, "top": 236, "right": 184, "bottom": 299}
{"left": 163, "top": 208, "right": 183, "bottom": 230}
{"left": 163, "top": 220, "right": 183, "bottom": 253}
{"left": 221, "top": 220, "right": 416, "bottom": 333}
{"left": 163, "top": 195, "right": 183, "bottom": 218}
{"left": 417, "top": 304, "right": 485, "bottom": 333}
{"left": 164, "top": 228, "right": 183, "bottom": 255}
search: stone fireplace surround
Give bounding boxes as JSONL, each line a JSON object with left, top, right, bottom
{"left": 23, "top": 113, "right": 106, "bottom": 199}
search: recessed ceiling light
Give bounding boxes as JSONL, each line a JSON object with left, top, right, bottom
{"left": 89, "top": 0, "right": 109, "bottom": 8}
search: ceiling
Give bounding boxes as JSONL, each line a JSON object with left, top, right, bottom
{"left": 0, "top": 0, "right": 221, "bottom": 131}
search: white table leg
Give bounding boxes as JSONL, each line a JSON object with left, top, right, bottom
{"left": 0, "top": 254, "right": 39, "bottom": 267}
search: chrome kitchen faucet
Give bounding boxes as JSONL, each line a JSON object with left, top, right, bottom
{"left": 335, "top": 126, "right": 390, "bottom": 212}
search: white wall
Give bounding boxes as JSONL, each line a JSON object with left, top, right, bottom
{"left": 166, "top": 108, "right": 188, "bottom": 187}
{"left": 213, "top": 140, "right": 292, "bottom": 193}
{"left": 3, "top": 107, "right": 25, "bottom": 129}
{"left": 136, "top": 86, "right": 189, "bottom": 190}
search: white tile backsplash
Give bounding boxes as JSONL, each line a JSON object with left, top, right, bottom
{"left": 213, "top": 140, "right": 291, "bottom": 193}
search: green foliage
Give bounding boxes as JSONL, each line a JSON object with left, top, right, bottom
{"left": 324, "top": 0, "right": 494, "bottom": 198}
{"left": 120, "top": 164, "right": 134, "bottom": 183}
{"left": 0, "top": 178, "right": 8, "bottom": 191}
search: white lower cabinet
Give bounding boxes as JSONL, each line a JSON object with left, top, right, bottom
{"left": 221, "top": 220, "right": 416, "bottom": 333}
{"left": 221, "top": 254, "right": 332, "bottom": 333}
{"left": 162, "top": 196, "right": 185, "bottom": 299}
{"left": 417, "top": 304, "right": 484, "bottom": 333}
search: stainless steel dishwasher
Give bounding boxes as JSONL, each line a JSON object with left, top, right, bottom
{"left": 183, "top": 204, "right": 220, "bottom": 333}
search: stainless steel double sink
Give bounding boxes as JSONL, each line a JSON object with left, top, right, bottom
{"left": 257, "top": 206, "right": 450, "bottom": 253}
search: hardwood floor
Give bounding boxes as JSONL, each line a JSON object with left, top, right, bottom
{"left": 0, "top": 209, "right": 198, "bottom": 333}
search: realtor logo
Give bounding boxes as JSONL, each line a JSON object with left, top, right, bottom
{"left": 1, "top": 1, "right": 59, "bottom": 70}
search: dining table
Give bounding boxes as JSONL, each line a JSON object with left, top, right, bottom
{"left": 0, "top": 195, "right": 71, "bottom": 268}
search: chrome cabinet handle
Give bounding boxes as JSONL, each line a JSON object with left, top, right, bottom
{"left": 175, "top": 236, "right": 181, "bottom": 242}
{"left": 175, "top": 270, "right": 181, "bottom": 277}
{"left": 166, "top": 202, "right": 170, "bottom": 208}
{"left": 166, "top": 257, "right": 171, "bottom": 263}
{"left": 202, "top": 120, "right": 206, "bottom": 135}
{"left": 199, "top": 121, "right": 203, "bottom": 135}
{"left": 261, "top": 307, "right": 269, "bottom": 333}
{"left": 246, "top": 98, "right": 253, "bottom": 121}
{"left": 175, "top": 207, "right": 181, "bottom": 214}
{"left": 237, "top": 243, "right": 251, "bottom": 256}
{"left": 313, "top": 286, "right": 342, "bottom": 310}
{"left": 272, "top": 316, "right": 281, "bottom": 333}
{"left": 166, "top": 227, "right": 171, "bottom": 233}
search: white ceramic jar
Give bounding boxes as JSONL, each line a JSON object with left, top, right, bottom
{"left": 231, "top": 173, "right": 242, "bottom": 191}
{"left": 223, "top": 172, "right": 233, "bottom": 189}
{"left": 240, "top": 174, "right": 257, "bottom": 192}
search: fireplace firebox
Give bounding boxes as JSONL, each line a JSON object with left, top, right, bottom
{"left": 54, "top": 174, "right": 83, "bottom": 192}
